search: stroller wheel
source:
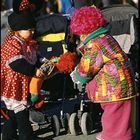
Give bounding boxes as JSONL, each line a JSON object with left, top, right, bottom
{"left": 63, "top": 113, "right": 70, "bottom": 134}
{"left": 51, "top": 115, "right": 60, "bottom": 136}
{"left": 29, "top": 110, "right": 45, "bottom": 124}
{"left": 80, "top": 112, "right": 93, "bottom": 135}
{"left": 69, "top": 113, "right": 81, "bottom": 135}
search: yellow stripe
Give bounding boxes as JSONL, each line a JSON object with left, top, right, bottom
{"left": 37, "top": 33, "right": 65, "bottom": 42}
{"left": 56, "top": 0, "right": 62, "bottom": 13}
{"left": 103, "top": 66, "right": 107, "bottom": 73}
{"left": 118, "top": 69, "right": 125, "bottom": 81}
{"left": 114, "top": 53, "right": 124, "bottom": 62}
{"left": 103, "top": 55, "right": 110, "bottom": 63}
{"left": 94, "top": 95, "right": 138, "bottom": 103}
{"left": 84, "top": 58, "right": 90, "bottom": 72}
{"left": 94, "top": 95, "right": 137, "bottom": 103}
{"left": 95, "top": 91, "right": 99, "bottom": 100}
{"left": 102, "top": 74, "right": 107, "bottom": 96}
{"left": 111, "top": 94, "right": 117, "bottom": 101}
{"left": 88, "top": 43, "right": 93, "bottom": 48}
{"left": 62, "top": 44, "right": 68, "bottom": 53}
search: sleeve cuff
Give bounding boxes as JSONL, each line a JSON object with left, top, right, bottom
{"left": 75, "top": 67, "right": 92, "bottom": 84}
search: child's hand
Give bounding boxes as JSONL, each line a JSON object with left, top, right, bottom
{"left": 35, "top": 69, "right": 43, "bottom": 77}
{"left": 70, "top": 67, "right": 78, "bottom": 83}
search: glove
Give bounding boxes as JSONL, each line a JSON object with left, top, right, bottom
{"left": 70, "top": 67, "right": 81, "bottom": 84}
{"left": 71, "top": 66, "right": 92, "bottom": 84}
{"left": 31, "top": 94, "right": 38, "bottom": 103}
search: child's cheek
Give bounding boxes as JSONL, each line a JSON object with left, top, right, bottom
{"left": 28, "top": 33, "right": 33, "bottom": 39}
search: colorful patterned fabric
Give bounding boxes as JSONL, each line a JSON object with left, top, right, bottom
{"left": 1, "top": 32, "right": 37, "bottom": 104}
{"left": 57, "top": 0, "right": 72, "bottom": 14}
{"left": 19, "top": 0, "right": 29, "bottom": 11}
{"left": 76, "top": 32, "right": 136, "bottom": 103}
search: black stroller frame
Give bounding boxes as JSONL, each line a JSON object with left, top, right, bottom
{"left": 29, "top": 76, "right": 103, "bottom": 137}
{"left": 68, "top": 84, "right": 103, "bottom": 136}
{"left": 28, "top": 74, "right": 80, "bottom": 136}
{"left": 28, "top": 13, "right": 103, "bottom": 137}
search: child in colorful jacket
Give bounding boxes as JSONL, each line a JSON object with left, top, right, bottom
{"left": 1, "top": 11, "right": 42, "bottom": 140}
{"left": 70, "top": 6, "right": 137, "bottom": 140}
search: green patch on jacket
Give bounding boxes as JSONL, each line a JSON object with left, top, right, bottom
{"left": 105, "top": 73, "right": 117, "bottom": 87}
{"left": 114, "top": 59, "right": 121, "bottom": 69}
{"left": 120, "top": 79, "right": 127, "bottom": 95}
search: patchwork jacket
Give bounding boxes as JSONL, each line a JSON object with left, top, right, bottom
{"left": 75, "top": 28, "right": 137, "bottom": 103}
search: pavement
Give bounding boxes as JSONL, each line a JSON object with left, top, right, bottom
{"left": 33, "top": 126, "right": 98, "bottom": 140}
{"left": 1, "top": 114, "right": 99, "bottom": 140}
{"left": 32, "top": 122, "right": 139, "bottom": 140}
{"left": 50, "top": 133, "right": 97, "bottom": 140}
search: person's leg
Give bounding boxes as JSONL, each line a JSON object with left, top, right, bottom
{"left": 135, "top": 94, "right": 140, "bottom": 139}
{"left": 100, "top": 100, "right": 132, "bottom": 140}
{"left": 2, "top": 110, "right": 18, "bottom": 140}
{"left": 5, "top": 0, "right": 13, "bottom": 9}
{"left": 15, "top": 109, "right": 34, "bottom": 140}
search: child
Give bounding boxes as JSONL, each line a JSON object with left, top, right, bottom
{"left": 1, "top": 10, "right": 42, "bottom": 140}
{"left": 70, "top": 6, "right": 137, "bottom": 140}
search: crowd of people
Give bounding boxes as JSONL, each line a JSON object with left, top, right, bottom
{"left": 1, "top": 0, "right": 139, "bottom": 140}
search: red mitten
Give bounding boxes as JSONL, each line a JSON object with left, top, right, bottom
{"left": 56, "top": 52, "right": 77, "bottom": 73}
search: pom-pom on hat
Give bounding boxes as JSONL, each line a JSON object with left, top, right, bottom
{"left": 8, "top": 10, "right": 36, "bottom": 31}
{"left": 12, "top": 0, "right": 44, "bottom": 13}
{"left": 70, "top": 6, "right": 106, "bottom": 35}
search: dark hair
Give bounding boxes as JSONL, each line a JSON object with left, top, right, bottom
{"left": 42, "top": 0, "right": 58, "bottom": 14}
{"left": 72, "top": 0, "right": 93, "bottom": 8}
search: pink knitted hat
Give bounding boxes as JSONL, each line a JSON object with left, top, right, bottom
{"left": 70, "top": 6, "right": 106, "bottom": 35}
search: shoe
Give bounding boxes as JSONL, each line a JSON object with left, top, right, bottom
{"left": 96, "top": 132, "right": 102, "bottom": 140}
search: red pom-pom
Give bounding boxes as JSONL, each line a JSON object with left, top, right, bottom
{"left": 56, "top": 52, "right": 77, "bottom": 73}
{"left": 13, "top": 0, "right": 44, "bottom": 13}
{"left": 70, "top": 6, "right": 106, "bottom": 35}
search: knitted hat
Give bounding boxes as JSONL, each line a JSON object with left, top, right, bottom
{"left": 70, "top": 6, "right": 106, "bottom": 35}
{"left": 8, "top": 11, "right": 36, "bottom": 31}
{"left": 12, "top": 0, "right": 44, "bottom": 13}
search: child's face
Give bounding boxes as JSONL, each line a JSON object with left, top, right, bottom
{"left": 17, "top": 29, "right": 34, "bottom": 40}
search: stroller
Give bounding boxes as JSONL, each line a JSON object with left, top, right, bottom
{"left": 28, "top": 73, "right": 79, "bottom": 137}
{"left": 27, "top": 11, "right": 83, "bottom": 137}
{"left": 29, "top": 12, "right": 102, "bottom": 137}
{"left": 68, "top": 84, "right": 103, "bottom": 136}
{"left": 28, "top": 78, "right": 103, "bottom": 137}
